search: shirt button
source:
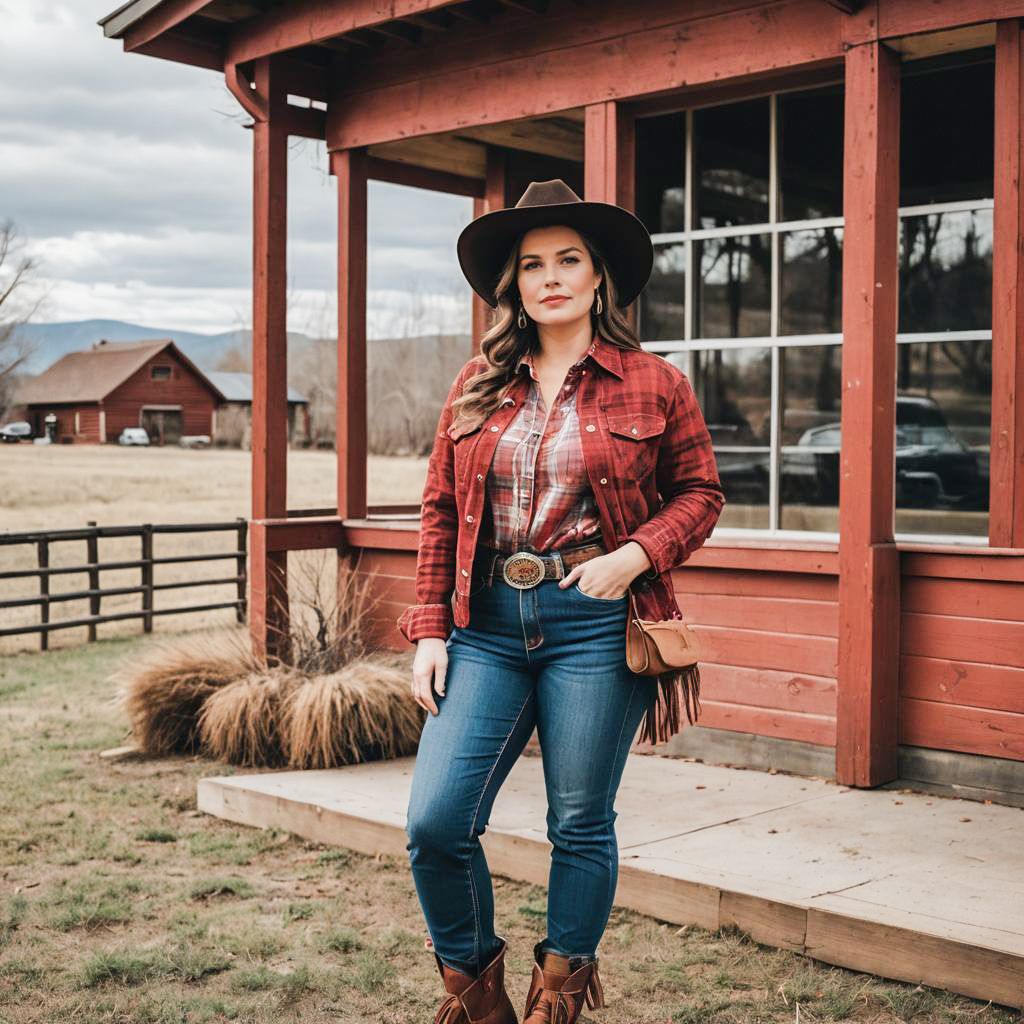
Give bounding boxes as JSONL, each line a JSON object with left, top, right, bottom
{"left": 585, "top": 424, "right": 595, "bottom": 432}
{"left": 466, "top": 515, "right": 473, "bottom": 522}
{"left": 477, "top": 473, "right": 483, "bottom": 480}
{"left": 490, "top": 425, "right": 498, "bottom": 431}
{"left": 600, "top": 478, "right": 607, "bottom": 484}
{"left": 461, "top": 569, "right": 469, "bottom": 576}
{"left": 631, "top": 426, "right": 638, "bottom": 434}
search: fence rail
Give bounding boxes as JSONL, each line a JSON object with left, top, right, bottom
{"left": 0, "top": 519, "right": 248, "bottom": 649}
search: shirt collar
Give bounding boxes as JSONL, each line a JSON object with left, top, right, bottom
{"left": 515, "top": 331, "right": 624, "bottom": 381}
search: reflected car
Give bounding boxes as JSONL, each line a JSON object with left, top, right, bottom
{"left": 782, "top": 396, "right": 985, "bottom": 510}
{"left": 0, "top": 420, "right": 32, "bottom": 442}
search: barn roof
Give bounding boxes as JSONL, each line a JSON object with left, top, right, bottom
{"left": 15, "top": 338, "right": 226, "bottom": 406}
{"left": 206, "top": 370, "right": 308, "bottom": 405}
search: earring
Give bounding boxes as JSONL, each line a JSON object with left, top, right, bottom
{"left": 593, "top": 290, "right": 603, "bottom": 315}
{"left": 517, "top": 305, "right": 527, "bottom": 329}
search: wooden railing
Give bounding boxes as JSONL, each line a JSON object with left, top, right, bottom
{"left": 0, "top": 519, "right": 247, "bottom": 649}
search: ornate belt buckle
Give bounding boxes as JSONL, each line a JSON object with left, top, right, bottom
{"left": 502, "top": 551, "right": 545, "bottom": 589}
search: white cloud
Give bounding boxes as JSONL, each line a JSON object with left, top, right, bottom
{"left": 2, "top": 1, "right": 475, "bottom": 336}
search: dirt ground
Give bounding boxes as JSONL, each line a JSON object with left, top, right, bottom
{"left": 0, "top": 631, "right": 1019, "bottom": 1024}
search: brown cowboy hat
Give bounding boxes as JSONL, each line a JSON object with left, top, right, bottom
{"left": 456, "top": 178, "right": 654, "bottom": 309}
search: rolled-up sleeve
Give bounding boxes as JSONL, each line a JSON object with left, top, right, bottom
{"left": 625, "top": 374, "right": 725, "bottom": 576}
{"left": 396, "top": 363, "right": 472, "bottom": 644}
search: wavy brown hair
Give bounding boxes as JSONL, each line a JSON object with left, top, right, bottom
{"left": 448, "top": 226, "right": 644, "bottom": 434}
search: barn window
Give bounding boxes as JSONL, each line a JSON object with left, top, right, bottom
{"left": 151, "top": 364, "right": 172, "bottom": 380}
{"left": 634, "top": 49, "right": 993, "bottom": 541}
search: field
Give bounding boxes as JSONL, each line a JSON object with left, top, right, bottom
{"left": 0, "top": 444, "right": 429, "bottom": 655}
{"left": 1, "top": 632, "right": 1018, "bottom": 1023}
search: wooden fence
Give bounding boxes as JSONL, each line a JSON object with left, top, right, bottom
{"left": 0, "top": 519, "right": 247, "bottom": 649}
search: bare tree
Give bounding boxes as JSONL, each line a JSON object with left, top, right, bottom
{"left": 0, "top": 219, "right": 48, "bottom": 417}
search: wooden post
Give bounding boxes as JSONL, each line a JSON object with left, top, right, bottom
{"left": 86, "top": 520, "right": 100, "bottom": 643}
{"left": 141, "top": 523, "right": 153, "bottom": 634}
{"left": 329, "top": 147, "right": 368, "bottom": 600}
{"left": 249, "top": 56, "right": 291, "bottom": 663}
{"left": 836, "top": 40, "right": 901, "bottom": 787}
{"left": 991, "top": 20, "right": 1024, "bottom": 548}
{"left": 236, "top": 517, "right": 247, "bottom": 624}
{"left": 584, "top": 100, "right": 637, "bottom": 330}
{"left": 472, "top": 147, "right": 507, "bottom": 356}
{"left": 37, "top": 538, "right": 49, "bottom": 652}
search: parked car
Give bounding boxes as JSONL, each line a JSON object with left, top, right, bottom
{"left": 0, "top": 420, "right": 32, "bottom": 442}
{"left": 782, "top": 396, "right": 986, "bottom": 509}
{"left": 118, "top": 427, "right": 150, "bottom": 446}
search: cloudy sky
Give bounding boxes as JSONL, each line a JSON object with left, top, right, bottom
{"left": 0, "top": 1, "right": 476, "bottom": 338}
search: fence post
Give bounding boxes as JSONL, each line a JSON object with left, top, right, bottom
{"left": 141, "top": 524, "right": 153, "bottom": 634}
{"left": 236, "top": 517, "right": 247, "bottom": 624}
{"left": 37, "top": 538, "right": 49, "bottom": 652}
{"left": 86, "top": 521, "right": 99, "bottom": 643}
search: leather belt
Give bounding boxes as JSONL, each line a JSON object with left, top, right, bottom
{"left": 478, "top": 536, "right": 608, "bottom": 590}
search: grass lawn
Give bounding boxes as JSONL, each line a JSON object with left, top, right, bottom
{"left": 0, "top": 632, "right": 1019, "bottom": 1024}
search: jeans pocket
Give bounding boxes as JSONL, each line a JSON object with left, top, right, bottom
{"left": 572, "top": 580, "right": 629, "bottom": 603}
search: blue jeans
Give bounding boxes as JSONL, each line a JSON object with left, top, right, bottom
{"left": 404, "top": 551, "right": 658, "bottom": 977}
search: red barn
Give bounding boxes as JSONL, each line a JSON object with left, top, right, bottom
{"left": 12, "top": 339, "right": 225, "bottom": 444}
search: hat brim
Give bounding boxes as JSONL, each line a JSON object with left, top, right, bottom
{"left": 456, "top": 200, "right": 654, "bottom": 309}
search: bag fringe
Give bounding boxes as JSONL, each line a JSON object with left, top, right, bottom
{"left": 637, "top": 663, "right": 701, "bottom": 746}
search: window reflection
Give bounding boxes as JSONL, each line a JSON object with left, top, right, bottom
{"left": 899, "top": 210, "right": 992, "bottom": 333}
{"left": 694, "top": 97, "right": 770, "bottom": 228}
{"left": 895, "top": 340, "right": 990, "bottom": 536}
{"left": 695, "top": 234, "right": 771, "bottom": 338}
{"left": 779, "top": 84, "right": 844, "bottom": 220}
{"left": 780, "top": 228, "right": 843, "bottom": 335}
{"left": 639, "top": 243, "right": 685, "bottom": 341}
{"left": 690, "top": 347, "right": 771, "bottom": 529}
{"left": 635, "top": 113, "right": 686, "bottom": 234}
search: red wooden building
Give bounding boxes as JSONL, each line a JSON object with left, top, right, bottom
{"left": 100, "top": 0, "right": 1024, "bottom": 804}
{"left": 13, "top": 338, "right": 225, "bottom": 444}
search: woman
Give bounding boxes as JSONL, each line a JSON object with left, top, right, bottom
{"left": 396, "top": 179, "right": 724, "bottom": 1024}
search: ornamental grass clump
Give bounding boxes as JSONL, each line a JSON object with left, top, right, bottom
{"left": 110, "top": 550, "right": 424, "bottom": 766}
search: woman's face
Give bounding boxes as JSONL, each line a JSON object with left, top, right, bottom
{"left": 515, "top": 225, "right": 602, "bottom": 329}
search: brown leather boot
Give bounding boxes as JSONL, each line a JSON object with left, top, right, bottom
{"left": 432, "top": 935, "right": 518, "bottom": 1024}
{"left": 522, "top": 939, "right": 606, "bottom": 1023}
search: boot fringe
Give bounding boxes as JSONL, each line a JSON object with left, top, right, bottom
{"left": 638, "top": 663, "right": 701, "bottom": 746}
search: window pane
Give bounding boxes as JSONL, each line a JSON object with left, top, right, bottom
{"left": 695, "top": 234, "right": 771, "bottom": 338}
{"left": 635, "top": 112, "right": 686, "bottom": 234}
{"left": 780, "top": 345, "right": 842, "bottom": 532}
{"left": 689, "top": 347, "right": 771, "bottom": 529}
{"left": 780, "top": 227, "right": 843, "bottom": 335}
{"left": 694, "top": 97, "right": 769, "bottom": 227}
{"left": 639, "top": 242, "right": 685, "bottom": 341}
{"left": 895, "top": 340, "right": 990, "bottom": 537}
{"left": 899, "top": 209, "right": 992, "bottom": 332}
{"left": 901, "top": 56, "right": 994, "bottom": 207}
{"left": 779, "top": 84, "right": 844, "bottom": 221}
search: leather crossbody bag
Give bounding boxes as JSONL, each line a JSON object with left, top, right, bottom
{"left": 624, "top": 588, "right": 702, "bottom": 675}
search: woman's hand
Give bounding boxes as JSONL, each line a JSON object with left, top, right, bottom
{"left": 558, "top": 545, "right": 650, "bottom": 600}
{"left": 411, "top": 637, "right": 448, "bottom": 715}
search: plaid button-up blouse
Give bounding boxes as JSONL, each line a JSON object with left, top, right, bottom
{"left": 477, "top": 336, "right": 603, "bottom": 554}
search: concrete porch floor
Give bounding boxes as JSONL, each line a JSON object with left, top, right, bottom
{"left": 197, "top": 751, "right": 1024, "bottom": 1010}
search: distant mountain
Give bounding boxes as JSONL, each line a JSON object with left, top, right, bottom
{"left": 13, "top": 320, "right": 316, "bottom": 375}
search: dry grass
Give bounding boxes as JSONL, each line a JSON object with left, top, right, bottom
{"left": 110, "top": 549, "right": 425, "bottom": 769}
{"left": 0, "top": 636, "right": 1018, "bottom": 1024}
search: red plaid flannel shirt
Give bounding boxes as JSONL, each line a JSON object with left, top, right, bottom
{"left": 396, "top": 333, "right": 724, "bottom": 644}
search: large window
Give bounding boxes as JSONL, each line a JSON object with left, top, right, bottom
{"left": 635, "top": 52, "right": 994, "bottom": 540}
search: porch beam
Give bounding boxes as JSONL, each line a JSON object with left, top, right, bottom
{"left": 331, "top": 148, "right": 370, "bottom": 522}
{"left": 226, "top": 0, "right": 466, "bottom": 67}
{"left": 250, "top": 56, "right": 291, "bottom": 662}
{"left": 991, "top": 19, "right": 1024, "bottom": 547}
{"left": 836, "top": 40, "right": 901, "bottom": 786}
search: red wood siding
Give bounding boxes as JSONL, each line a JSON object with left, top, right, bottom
{"left": 899, "top": 565, "right": 1024, "bottom": 762}
{"left": 104, "top": 349, "right": 216, "bottom": 441}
